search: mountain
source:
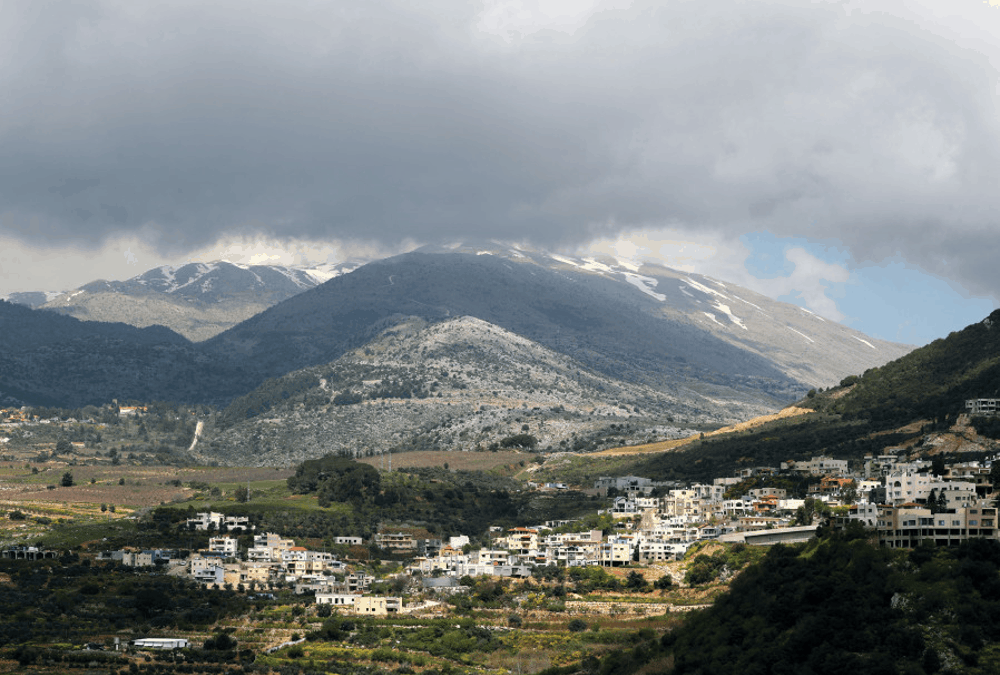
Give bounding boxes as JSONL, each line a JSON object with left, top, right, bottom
{"left": 1, "top": 245, "right": 913, "bottom": 450}
{"left": 203, "top": 245, "right": 911, "bottom": 402}
{"left": 188, "top": 244, "right": 912, "bottom": 465}
{"left": 39, "top": 260, "right": 362, "bottom": 341}
{"left": 202, "top": 315, "right": 749, "bottom": 466}
{"left": 0, "top": 291, "right": 63, "bottom": 309}
{"left": 0, "top": 300, "right": 253, "bottom": 408}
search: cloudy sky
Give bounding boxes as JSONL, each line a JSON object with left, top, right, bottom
{"left": 3, "top": 0, "right": 1000, "bottom": 346}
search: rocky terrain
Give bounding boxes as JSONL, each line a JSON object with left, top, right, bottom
{"left": 202, "top": 315, "right": 744, "bottom": 466}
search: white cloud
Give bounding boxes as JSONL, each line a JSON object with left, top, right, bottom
{"left": 583, "top": 230, "right": 851, "bottom": 320}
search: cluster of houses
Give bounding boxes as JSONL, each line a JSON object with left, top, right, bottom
{"left": 97, "top": 450, "right": 1000, "bottom": 607}
{"left": 405, "top": 450, "right": 1000, "bottom": 580}
{"left": 86, "top": 434, "right": 1000, "bottom": 612}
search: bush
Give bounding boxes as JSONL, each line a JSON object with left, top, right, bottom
{"left": 568, "top": 619, "right": 588, "bottom": 632}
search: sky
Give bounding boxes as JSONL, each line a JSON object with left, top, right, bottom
{"left": 3, "top": 0, "right": 1000, "bottom": 346}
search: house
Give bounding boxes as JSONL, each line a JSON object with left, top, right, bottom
{"left": 504, "top": 527, "right": 539, "bottom": 554}
{"left": 353, "top": 596, "right": 401, "bottom": 616}
{"left": 186, "top": 512, "right": 252, "bottom": 532}
{"left": 131, "top": 638, "right": 188, "bottom": 650}
{"left": 208, "top": 536, "right": 239, "bottom": 557}
{"left": 783, "top": 456, "right": 848, "bottom": 476}
{"left": 878, "top": 504, "right": 999, "bottom": 548}
{"left": 316, "top": 593, "right": 357, "bottom": 607}
{"left": 599, "top": 537, "right": 635, "bottom": 567}
{"left": 374, "top": 532, "right": 417, "bottom": 552}
{"left": 966, "top": 399, "right": 1000, "bottom": 415}
{"left": 248, "top": 532, "right": 294, "bottom": 562}
{"left": 1, "top": 546, "right": 57, "bottom": 560}
{"left": 609, "top": 496, "right": 638, "bottom": 517}
{"left": 192, "top": 563, "right": 226, "bottom": 586}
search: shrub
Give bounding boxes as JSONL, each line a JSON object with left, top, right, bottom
{"left": 568, "top": 619, "right": 588, "bottom": 632}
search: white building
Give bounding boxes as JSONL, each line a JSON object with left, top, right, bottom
{"left": 209, "top": 536, "right": 239, "bottom": 557}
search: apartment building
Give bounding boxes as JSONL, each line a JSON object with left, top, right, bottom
{"left": 878, "top": 504, "right": 999, "bottom": 548}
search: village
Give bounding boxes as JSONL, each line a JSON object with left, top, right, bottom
{"left": 62, "top": 443, "right": 999, "bottom": 622}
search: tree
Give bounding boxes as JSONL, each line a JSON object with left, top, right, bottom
{"left": 928, "top": 489, "right": 939, "bottom": 514}
{"left": 626, "top": 570, "right": 650, "bottom": 592}
{"left": 235, "top": 485, "right": 250, "bottom": 503}
{"left": 60, "top": 472, "right": 74, "bottom": 487}
{"left": 55, "top": 439, "right": 72, "bottom": 455}
{"left": 931, "top": 455, "right": 946, "bottom": 477}
{"left": 841, "top": 480, "right": 858, "bottom": 505}
{"left": 991, "top": 461, "right": 1000, "bottom": 493}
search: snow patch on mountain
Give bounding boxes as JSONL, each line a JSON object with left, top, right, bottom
{"left": 712, "top": 301, "right": 747, "bottom": 330}
{"left": 731, "top": 294, "right": 764, "bottom": 312}
{"left": 623, "top": 273, "right": 666, "bottom": 301}
{"left": 852, "top": 335, "right": 876, "bottom": 350}
{"left": 548, "top": 254, "right": 580, "bottom": 268}
{"left": 787, "top": 327, "right": 815, "bottom": 343}
{"left": 684, "top": 276, "right": 730, "bottom": 302}
{"left": 270, "top": 266, "right": 312, "bottom": 289}
{"left": 615, "top": 258, "right": 642, "bottom": 273}
{"left": 580, "top": 258, "right": 614, "bottom": 274}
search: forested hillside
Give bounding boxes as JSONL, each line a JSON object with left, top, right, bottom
{"left": 557, "top": 532, "right": 1000, "bottom": 675}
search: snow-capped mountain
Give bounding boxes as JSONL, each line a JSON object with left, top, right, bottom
{"left": 427, "top": 242, "right": 907, "bottom": 390}
{"left": 203, "top": 245, "right": 912, "bottom": 410}
{"left": 1, "top": 243, "right": 914, "bottom": 438}
{"left": 38, "top": 260, "right": 364, "bottom": 342}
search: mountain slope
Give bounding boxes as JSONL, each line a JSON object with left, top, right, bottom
{"left": 822, "top": 308, "right": 1000, "bottom": 426}
{"left": 203, "top": 249, "right": 910, "bottom": 408}
{"left": 39, "top": 260, "right": 361, "bottom": 341}
{"left": 429, "top": 242, "right": 912, "bottom": 390}
{"left": 0, "top": 300, "right": 253, "bottom": 407}
{"left": 611, "top": 309, "right": 1000, "bottom": 484}
{"left": 203, "top": 315, "right": 736, "bottom": 466}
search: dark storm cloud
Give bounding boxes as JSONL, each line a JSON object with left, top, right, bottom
{"left": 2, "top": 0, "right": 1000, "bottom": 296}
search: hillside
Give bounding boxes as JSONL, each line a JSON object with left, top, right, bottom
{"left": 578, "top": 309, "right": 1000, "bottom": 485}
{"left": 202, "top": 315, "right": 742, "bottom": 466}
{"left": 0, "top": 300, "right": 253, "bottom": 407}
{"left": 817, "top": 309, "right": 1000, "bottom": 426}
